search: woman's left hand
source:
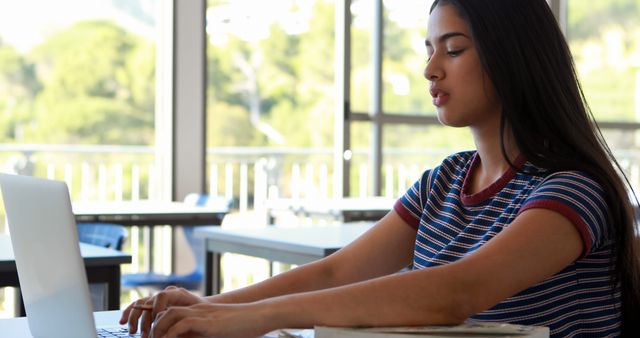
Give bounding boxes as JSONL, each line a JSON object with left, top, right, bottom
{"left": 149, "top": 302, "right": 275, "bottom": 338}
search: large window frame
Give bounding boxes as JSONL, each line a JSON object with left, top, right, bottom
{"left": 162, "top": 0, "right": 207, "bottom": 202}
{"left": 175, "top": 0, "right": 640, "bottom": 201}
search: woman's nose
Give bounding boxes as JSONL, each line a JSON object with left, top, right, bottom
{"left": 424, "top": 58, "right": 443, "bottom": 81}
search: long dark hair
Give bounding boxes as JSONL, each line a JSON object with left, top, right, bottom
{"left": 430, "top": 0, "right": 640, "bottom": 335}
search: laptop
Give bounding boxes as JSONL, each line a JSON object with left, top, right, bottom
{"left": 0, "top": 173, "right": 138, "bottom": 338}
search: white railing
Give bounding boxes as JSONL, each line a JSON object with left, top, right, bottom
{"left": 0, "top": 144, "right": 452, "bottom": 278}
{"left": 206, "top": 146, "right": 456, "bottom": 213}
{"left": 3, "top": 144, "right": 640, "bottom": 216}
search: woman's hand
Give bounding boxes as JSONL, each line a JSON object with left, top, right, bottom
{"left": 119, "top": 286, "right": 205, "bottom": 337}
{"left": 150, "top": 302, "right": 274, "bottom": 338}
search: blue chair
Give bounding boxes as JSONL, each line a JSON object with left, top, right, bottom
{"left": 76, "top": 222, "right": 128, "bottom": 311}
{"left": 77, "top": 223, "right": 127, "bottom": 251}
{"left": 121, "top": 194, "right": 230, "bottom": 292}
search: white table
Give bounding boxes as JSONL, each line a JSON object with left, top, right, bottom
{"left": 266, "top": 197, "right": 394, "bottom": 223}
{"left": 73, "top": 200, "right": 229, "bottom": 272}
{"left": 0, "top": 310, "right": 124, "bottom": 337}
{"left": 73, "top": 200, "right": 229, "bottom": 226}
{"left": 195, "top": 223, "right": 374, "bottom": 295}
{"left": 0, "top": 310, "right": 312, "bottom": 337}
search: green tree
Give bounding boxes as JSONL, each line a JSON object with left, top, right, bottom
{"left": 25, "top": 20, "right": 154, "bottom": 144}
{"left": 567, "top": 0, "right": 640, "bottom": 122}
{"left": 207, "top": 0, "right": 336, "bottom": 149}
{"left": 0, "top": 42, "right": 40, "bottom": 141}
{"left": 568, "top": 0, "right": 640, "bottom": 41}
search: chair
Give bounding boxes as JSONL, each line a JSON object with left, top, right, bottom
{"left": 121, "top": 194, "right": 230, "bottom": 292}
{"left": 77, "top": 222, "right": 127, "bottom": 250}
{"left": 76, "top": 222, "right": 128, "bottom": 311}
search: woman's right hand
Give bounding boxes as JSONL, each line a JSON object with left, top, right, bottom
{"left": 119, "top": 286, "right": 205, "bottom": 337}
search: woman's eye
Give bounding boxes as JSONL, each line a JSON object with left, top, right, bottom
{"left": 447, "top": 49, "right": 463, "bottom": 57}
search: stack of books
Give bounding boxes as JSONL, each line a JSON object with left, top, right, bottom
{"left": 272, "top": 321, "right": 549, "bottom": 338}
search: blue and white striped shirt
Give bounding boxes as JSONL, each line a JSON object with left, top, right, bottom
{"left": 395, "top": 151, "right": 620, "bottom": 337}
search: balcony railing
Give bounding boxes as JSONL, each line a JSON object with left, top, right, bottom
{"left": 2, "top": 143, "right": 640, "bottom": 234}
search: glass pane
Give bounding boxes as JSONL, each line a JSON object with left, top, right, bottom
{"left": 0, "top": 1, "right": 158, "bottom": 200}
{"left": 351, "top": 121, "right": 473, "bottom": 198}
{"left": 350, "top": 0, "right": 372, "bottom": 114}
{"left": 382, "top": 0, "right": 434, "bottom": 115}
{"left": 567, "top": 0, "right": 640, "bottom": 191}
{"left": 351, "top": 0, "right": 435, "bottom": 115}
{"left": 206, "top": 0, "right": 336, "bottom": 204}
{"left": 601, "top": 128, "right": 640, "bottom": 190}
{"left": 0, "top": 0, "right": 159, "bottom": 318}
{"left": 350, "top": 121, "right": 372, "bottom": 197}
{"left": 567, "top": 0, "right": 640, "bottom": 122}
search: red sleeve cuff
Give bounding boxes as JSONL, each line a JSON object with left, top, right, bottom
{"left": 519, "top": 200, "right": 593, "bottom": 257}
{"left": 394, "top": 199, "right": 420, "bottom": 231}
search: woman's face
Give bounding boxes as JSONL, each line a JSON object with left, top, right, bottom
{"left": 425, "top": 4, "right": 501, "bottom": 130}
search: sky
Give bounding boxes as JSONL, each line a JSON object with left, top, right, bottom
{"left": 0, "top": 0, "right": 156, "bottom": 52}
{"left": 0, "top": 0, "right": 431, "bottom": 52}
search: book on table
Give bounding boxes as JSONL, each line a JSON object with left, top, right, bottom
{"left": 310, "top": 321, "right": 549, "bottom": 338}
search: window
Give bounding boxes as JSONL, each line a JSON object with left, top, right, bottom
{"left": 206, "top": 0, "right": 336, "bottom": 207}
{"left": 0, "top": 0, "right": 159, "bottom": 202}
{"left": 351, "top": 0, "right": 434, "bottom": 115}
{"left": 348, "top": 0, "right": 472, "bottom": 197}
{"left": 565, "top": 0, "right": 640, "bottom": 189}
{"left": 567, "top": 0, "right": 640, "bottom": 123}
{"left": 0, "top": 0, "right": 160, "bottom": 317}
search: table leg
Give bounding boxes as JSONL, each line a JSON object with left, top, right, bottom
{"left": 106, "top": 267, "right": 121, "bottom": 310}
{"left": 147, "top": 226, "right": 155, "bottom": 273}
{"left": 86, "top": 266, "right": 122, "bottom": 311}
{"left": 205, "top": 251, "right": 222, "bottom": 295}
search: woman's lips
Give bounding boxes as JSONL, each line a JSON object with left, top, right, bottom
{"left": 431, "top": 89, "right": 450, "bottom": 106}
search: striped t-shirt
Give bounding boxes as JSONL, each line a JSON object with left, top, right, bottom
{"left": 394, "top": 151, "right": 620, "bottom": 337}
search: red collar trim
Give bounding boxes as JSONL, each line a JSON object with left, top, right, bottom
{"left": 461, "top": 153, "right": 527, "bottom": 205}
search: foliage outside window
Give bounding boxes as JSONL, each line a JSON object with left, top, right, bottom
{"left": 0, "top": 1, "right": 157, "bottom": 200}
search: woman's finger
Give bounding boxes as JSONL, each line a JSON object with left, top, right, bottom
{"left": 139, "top": 305, "right": 155, "bottom": 338}
{"left": 150, "top": 307, "right": 190, "bottom": 338}
{"left": 119, "top": 302, "right": 134, "bottom": 324}
{"left": 152, "top": 289, "right": 171, "bottom": 320}
{"left": 161, "top": 317, "right": 200, "bottom": 338}
{"left": 127, "top": 298, "right": 150, "bottom": 334}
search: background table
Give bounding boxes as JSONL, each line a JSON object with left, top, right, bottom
{"left": 73, "top": 200, "right": 228, "bottom": 226}
{"left": 195, "top": 223, "right": 373, "bottom": 295}
{"left": 266, "top": 197, "right": 394, "bottom": 224}
{"left": 0, "top": 235, "right": 131, "bottom": 316}
{"left": 73, "top": 200, "right": 229, "bottom": 272}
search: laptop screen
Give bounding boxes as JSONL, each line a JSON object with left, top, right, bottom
{"left": 0, "top": 174, "right": 98, "bottom": 338}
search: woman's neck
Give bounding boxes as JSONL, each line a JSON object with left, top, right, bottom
{"left": 470, "top": 127, "right": 520, "bottom": 193}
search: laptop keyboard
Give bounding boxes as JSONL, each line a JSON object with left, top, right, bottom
{"left": 97, "top": 327, "right": 142, "bottom": 337}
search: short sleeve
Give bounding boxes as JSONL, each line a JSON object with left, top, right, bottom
{"left": 519, "top": 171, "right": 610, "bottom": 256}
{"left": 394, "top": 168, "right": 435, "bottom": 231}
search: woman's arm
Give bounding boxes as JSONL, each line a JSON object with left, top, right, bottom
{"left": 122, "top": 210, "right": 416, "bottom": 336}
{"left": 205, "top": 210, "right": 417, "bottom": 304}
{"left": 260, "top": 207, "right": 584, "bottom": 328}
{"left": 149, "top": 207, "right": 584, "bottom": 338}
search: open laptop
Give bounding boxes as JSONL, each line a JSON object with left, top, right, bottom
{"left": 0, "top": 173, "right": 138, "bottom": 338}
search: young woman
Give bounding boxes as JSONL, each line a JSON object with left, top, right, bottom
{"left": 122, "top": 0, "right": 640, "bottom": 337}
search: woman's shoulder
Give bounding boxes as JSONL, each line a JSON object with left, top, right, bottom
{"left": 440, "top": 150, "right": 476, "bottom": 170}
{"left": 525, "top": 169, "right": 609, "bottom": 219}
{"left": 520, "top": 160, "right": 603, "bottom": 190}
{"left": 537, "top": 169, "right": 604, "bottom": 192}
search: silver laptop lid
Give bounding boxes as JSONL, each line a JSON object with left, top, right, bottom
{"left": 0, "top": 173, "right": 97, "bottom": 338}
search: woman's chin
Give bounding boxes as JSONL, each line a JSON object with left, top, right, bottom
{"left": 436, "top": 111, "right": 466, "bottom": 128}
